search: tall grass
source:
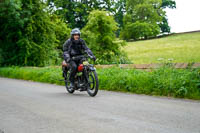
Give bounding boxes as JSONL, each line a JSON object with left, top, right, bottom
{"left": 0, "top": 67, "right": 64, "bottom": 85}
{"left": 98, "top": 67, "right": 200, "bottom": 99}
{"left": 0, "top": 66, "right": 200, "bottom": 99}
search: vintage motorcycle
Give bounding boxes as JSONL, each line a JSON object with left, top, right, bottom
{"left": 62, "top": 55, "right": 99, "bottom": 97}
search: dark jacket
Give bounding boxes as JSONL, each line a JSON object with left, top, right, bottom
{"left": 63, "top": 38, "right": 94, "bottom": 61}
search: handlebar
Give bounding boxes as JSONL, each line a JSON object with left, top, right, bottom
{"left": 71, "top": 55, "right": 95, "bottom": 63}
{"left": 71, "top": 55, "right": 92, "bottom": 61}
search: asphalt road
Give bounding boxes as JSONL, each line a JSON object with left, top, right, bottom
{"left": 0, "top": 77, "right": 200, "bottom": 133}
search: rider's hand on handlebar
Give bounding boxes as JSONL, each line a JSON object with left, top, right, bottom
{"left": 89, "top": 55, "right": 96, "bottom": 61}
{"left": 66, "top": 58, "right": 70, "bottom": 63}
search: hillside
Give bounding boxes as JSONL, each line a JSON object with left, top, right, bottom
{"left": 123, "top": 32, "right": 200, "bottom": 64}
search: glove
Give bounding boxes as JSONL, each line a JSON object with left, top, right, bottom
{"left": 64, "top": 53, "right": 70, "bottom": 63}
{"left": 66, "top": 58, "right": 70, "bottom": 63}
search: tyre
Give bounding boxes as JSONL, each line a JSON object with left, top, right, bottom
{"left": 64, "top": 70, "right": 75, "bottom": 94}
{"left": 87, "top": 70, "right": 99, "bottom": 97}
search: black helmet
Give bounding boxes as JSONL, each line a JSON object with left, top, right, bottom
{"left": 71, "top": 28, "right": 81, "bottom": 36}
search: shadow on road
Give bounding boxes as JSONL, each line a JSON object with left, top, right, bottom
{"left": 43, "top": 91, "right": 92, "bottom": 98}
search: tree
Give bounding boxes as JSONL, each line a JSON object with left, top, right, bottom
{"left": 0, "top": 0, "right": 70, "bottom": 66}
{"left": 82, "top": 10, "right": 129, "bottom": 64}
{"left": 120, "top": 0, "right": 163, "bottom": 40}
{"left": 111, "top": 0, "right": 126, "bottom": 36}
{"left": 0, "top": 0, "right": 26, "bottom": 66}
{"left": 51, "top": 15, "right": 71, "bottom": 58}
{"left": 159, "top": 0, "right": 176, "bottom": 33}
{"left": 47, "top": 0, "right": 113, "bottom": 29}
{"left": 120, "top": 21, "right": 160, "bottom": 40}
{"left": 162, "top": 0, "right": 176, "bottom": 9}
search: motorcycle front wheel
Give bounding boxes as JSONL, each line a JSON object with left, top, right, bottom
{"left": 87, "top": 70, "right": 99, "bottom": 97}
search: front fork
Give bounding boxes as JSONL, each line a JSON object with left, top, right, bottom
{"left": 83, "top": 66, "right": 95, "bottom": 87}
{"left": 83, "top": 69, "right": 89, "bottom": 85}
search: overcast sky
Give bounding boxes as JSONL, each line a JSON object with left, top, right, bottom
{"left": 165, "top": 0, "right": 200, "bottom": 33}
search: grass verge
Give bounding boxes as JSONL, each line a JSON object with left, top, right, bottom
{"left": 0, "top": 66, "right": 200, "bottom": 100}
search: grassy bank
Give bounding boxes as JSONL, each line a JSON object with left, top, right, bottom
{"left": 0, "top": 66, "right": 200, "bottom": 100}
{"left": 123, "top": 32, "right": 200, "bottom": 64}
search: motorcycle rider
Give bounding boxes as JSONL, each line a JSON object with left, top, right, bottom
{"left": 63, "top": 28, "right": 96, "bottom": 89}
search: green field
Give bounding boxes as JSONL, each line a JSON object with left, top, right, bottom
{"left": 123, "top": 32, "right": 200, "bottom": 64}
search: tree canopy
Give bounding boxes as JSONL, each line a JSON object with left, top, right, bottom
{"left": 120, "top": 0, "right": 176, "bottom": 40}
{"left": 47, "top": 0, "right": 114, "bottom": 29}
{"left": 0, "top": 0, "right": 70, "bottom": 66}
{"left": 160, "top": 0, "right": 176, "bottom": 33}
{"left": 82, "top": 10, "right": 129, "bottom": 64}
{"left": 120, "top": 0, "right": 163, "bottom": 40}
{"left": 0, "top": 0, "right": 176, "bottom": 66}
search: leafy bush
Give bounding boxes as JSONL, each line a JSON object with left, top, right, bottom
{"left": 82, "top": 10, "right": 131, "bottom": 64}
{"left": 0, "top": 0, "right": 70, "bottom": 66}
{"left": 120, "top": 21, "right": 160, "bottom": 40}
{"left": 0, "top": 66, "right": 200, "bottom": 100}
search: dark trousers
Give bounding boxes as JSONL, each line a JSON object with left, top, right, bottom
{"left": 69, "top": 59, "right": 80, "bottom": 83}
